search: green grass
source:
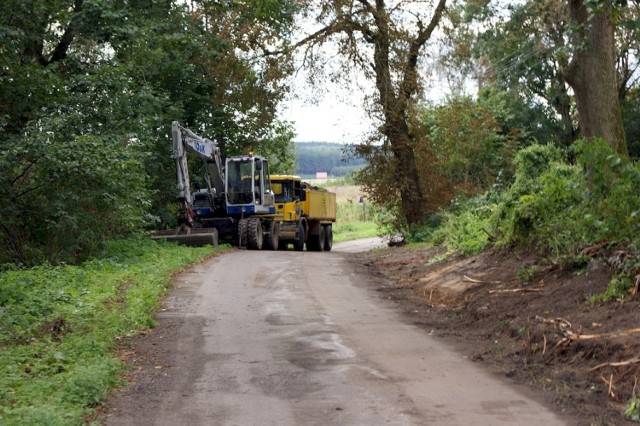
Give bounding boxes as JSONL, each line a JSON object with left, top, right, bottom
{"left": 0, "top": 238, "right": 218, "bottom": 425}
{"left": 333, "top": 221, "right": 380, "bottom": 243}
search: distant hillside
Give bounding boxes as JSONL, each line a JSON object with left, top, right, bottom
{"left": 295, "top": 142, "right": 366, "bottom": 177}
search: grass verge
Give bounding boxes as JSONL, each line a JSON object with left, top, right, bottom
{"left": 0, "top": 238, "right": 218, "bottom": 425}
{"left": 333, "top": 221, "right": 380, "bottom": 243}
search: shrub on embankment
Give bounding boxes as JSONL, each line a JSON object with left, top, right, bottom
{"left": 409, "top": 139, "right": 640, "bottom": 294}
{"left": 0, "top": 239, "right": 215, "bottom": 425}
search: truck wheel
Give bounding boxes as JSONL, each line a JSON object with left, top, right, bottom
{"left": 293, "top": 222, "right": 305, "bottom": 251}
{"left": 307, "top": 226, "right": 325, "bottom": 252}
{"left": 317, "top": 225, "right": 326, "bottom": 251}
{"left": 247, "top": 217, "right": 263, "bottom": 250}
{"left": 323, "top": 224, "right": 333, "bottom": 252}
{"left": 264, "top": 221, "right": 280, "bottom": 250}
{"left": 237, "top": 218, "right": 248, "bottom": 248}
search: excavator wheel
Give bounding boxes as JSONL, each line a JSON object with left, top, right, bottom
{"left": 323, "top": 224, "right": 333, "bottom": 252}
{"left": 264, "top": 221, "right": 280, "bottom": 250}
{"left": 247, "top": 217, "right": 264, "bottom": 250}
{"left": 237, "top": 218, "right": 249, "bottom": 248}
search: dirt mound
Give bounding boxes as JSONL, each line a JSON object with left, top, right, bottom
{"left": 353, "top": 246, "right": 640, "bottom": 425}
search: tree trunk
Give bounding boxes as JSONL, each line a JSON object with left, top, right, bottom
{"left": 367, "top": 0, "right": 446, "bottom": 226}
{"left": 564, "top": 0, "right": 628, "bottom": 156}
{"left": 382, "top": 112, "right": 425, "bottom": 225}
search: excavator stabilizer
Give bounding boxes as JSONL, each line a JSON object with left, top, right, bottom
{"left": 151, "top": 228, "right": 219, "bottom": 247}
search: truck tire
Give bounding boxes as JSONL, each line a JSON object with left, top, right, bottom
{"left": 247, "top": 217, "right": 263, "bottom": 250}
{"left": 323, "top": 224, "right": 332, "bottom": 252}
{"left": 317, "top": 225, "right": 326, "bottom": 251}
{"left": 307, "top": 226, "right": 325, "bottom": 252}
{"left": 237, "top": 218, "right": 248, "bottom": 248}
{"left": 293, "top": 222, "right": 305, "bottom": 251}
{"left": 264, "top": 221, "right": 280, "bottom": 250}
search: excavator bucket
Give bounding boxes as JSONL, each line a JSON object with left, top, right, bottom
{"left": 151, "top": 228, "right": 219, "bottom": 247}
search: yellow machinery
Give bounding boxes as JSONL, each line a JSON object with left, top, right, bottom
{"left": 270, "top": 175, "right": 336, "bottom": 251}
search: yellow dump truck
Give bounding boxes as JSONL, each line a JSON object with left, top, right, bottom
{"left": 270, "top": 175, "right": 336, "bottom": 251}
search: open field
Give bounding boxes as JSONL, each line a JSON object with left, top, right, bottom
{"left": 326, "top": 184, "right": 381, "bottom": 242}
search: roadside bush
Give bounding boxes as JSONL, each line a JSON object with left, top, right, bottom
{"left": 405, "top": 213, "right": 446, "bottom": 243}
{"left": 0, "top": 100, "right": 153, "bottom": 267}
{"left": 575, "top": 138, "right": 640, "bottom": 242}
{"left": 411, "top": 139, "right": 640, "bottom": 293}
{"left": 497, "top": 161, "right": 588, "bottom": 255}
{"left": 493, "top": 139, "right": 640, "bottom": 255}
{"left": 430, "top": 192, "right": 497, "bottom": 256}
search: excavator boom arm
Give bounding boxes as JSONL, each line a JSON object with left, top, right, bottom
{"left": 171, "top": 121, "right": 225, "bottom": 206}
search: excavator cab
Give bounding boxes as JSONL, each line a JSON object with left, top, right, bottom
{"left": 225, "top": 155, "right": 275, "bottom": 215}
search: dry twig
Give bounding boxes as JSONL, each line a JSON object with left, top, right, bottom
{"left": 462, "top": 275, "right": 504, "bottom": 285}
{"left": 590, "top": 357, "right": 640, "bottom": 372}
{"left": 489, "top": 288, "right": 544, "bottom": 294}
{"left": 564, "top": 327, "right": 640, "bottom": 341}
{"left": 462, "top": 275, "right": 486, "bottom": 284}
{"left": 600, "top": 374, "right": 617, "bottom": 399}
{"left": 534, "top": 316, "right": 572, "bottom": 329}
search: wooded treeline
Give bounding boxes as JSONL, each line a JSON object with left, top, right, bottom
{"left": 2, "top": 0, "right": 639, "bottom": 265}
{"left": 295, "top": 142, "right": 366, "bottom": 177}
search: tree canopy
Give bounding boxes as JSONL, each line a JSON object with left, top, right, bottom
{"left": 0, "top": 0, "right": 298, "bottom": 265}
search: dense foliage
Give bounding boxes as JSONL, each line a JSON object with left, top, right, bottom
{"left": 356, "top": 94, "right": 516, "bottom": 230}
{"left": 0, "top": 0, "right": 297, "bottom": 266}
{"left": 413, "top": 140, "right": 640, "bottom": 299}
{"left": 0, "top": 239, "right": 215, "bottom": 425}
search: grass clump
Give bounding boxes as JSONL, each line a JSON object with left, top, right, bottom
{"left": 0, "top": 238, "right": 217, "bottom": 425}
{"left": 624, "top": 394, "right": 640, "bottom": 423}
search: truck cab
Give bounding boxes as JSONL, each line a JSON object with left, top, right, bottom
{"left": 271, "top": 175, "right": 303, "bottom": 221}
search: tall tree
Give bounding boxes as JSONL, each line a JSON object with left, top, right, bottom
{"left": 443, "top": 1, "right": 639, "bottom": 153}
{"left": 443, "top": 1, "right": 576, "bottom": 147}
{"left": 292, "top": 0, "right": 447, "bottom": 226}
{"left": 565, "top": 0, "right": 627, "bottom": 155}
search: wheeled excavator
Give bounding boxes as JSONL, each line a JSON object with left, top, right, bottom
{"left": 152, "top": 121, "right": 281, "bottom": 249}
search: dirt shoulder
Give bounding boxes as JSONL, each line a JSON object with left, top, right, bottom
{"left": 350, "top": 245, "right": 640, "bottom": 425}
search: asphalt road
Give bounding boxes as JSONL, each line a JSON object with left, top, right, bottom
{"left": 103, "top": 239, "right": 569, "bottom": 425}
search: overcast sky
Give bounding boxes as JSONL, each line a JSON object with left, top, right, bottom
{"left": 281, "top": 76, "right": 452, "bottom": 144}
{"left": 281, "top": 93, "right": 372, "bottom": 144}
